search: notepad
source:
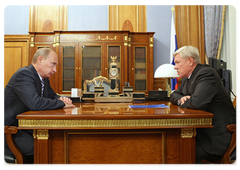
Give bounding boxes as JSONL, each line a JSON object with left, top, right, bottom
{"left": 129, "top": 104, "right": 169, "bottom": 108}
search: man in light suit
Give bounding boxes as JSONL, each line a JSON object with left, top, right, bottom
{"left": 170, "top": 46, "right": 236, "bottom": 163}
{"left": 4, "top": 48, "right": 75, "bottom": 163}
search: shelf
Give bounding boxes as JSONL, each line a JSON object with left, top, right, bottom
{"left": 135, "top": 79, "right": 146, "bottom": 81}
{"left": 82, "top": 67, "right": 101, "bottom": 70}
{"left": 63, "top": 67, "right": 75, "bottom": 69}
{"left": 82, "top": 56, "right": 101, "bottom": 58}
{"left": 63, "top": 55, "right": 75, "bottom": 58}
{"left": 63, "top": 79, "right": 75, "bottom": 81}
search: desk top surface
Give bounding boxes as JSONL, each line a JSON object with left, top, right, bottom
{"left": 17, "top": 101, "right": 213, "bottom": 120}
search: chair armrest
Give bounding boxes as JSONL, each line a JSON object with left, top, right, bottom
{"left": 4, "top": 125, "right": 18, "bottom": 134}
{"left": 226, "top": 124, "right": 236, "bottom": 132}
{"left": 4, "top": 126, "right": 24, "bottom": 164}
{"left": 221, "top": 124, "right": 236, "bottom": 164}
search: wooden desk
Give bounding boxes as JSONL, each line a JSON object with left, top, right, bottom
{"left": 17, "top": 101, "right": 213, "bottom": 164}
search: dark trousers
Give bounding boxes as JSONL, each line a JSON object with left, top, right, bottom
{"left": 196, "top": 140, "right": 222, "bottom": 163}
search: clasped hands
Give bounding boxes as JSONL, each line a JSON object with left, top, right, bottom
{"left": 179, "top": 95, "right": 191, "bottom": 105}
{"left": 59, "top": 97, "right": 75, "bottom": 108}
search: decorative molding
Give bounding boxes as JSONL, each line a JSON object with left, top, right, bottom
{"left": 30, "top": 36, "right": 34, "bottom": 47}
{"left": 34, "top": 130, "right": 49, "bottom": 140}
{"left": 18, "top": 118, "right": 212, "bottom": 128}
{"left": 33, "top": 130, "right": 36, "bottom": 139}
{"left": 66, "top": 35, "right": 117, "bottom": 41}
{"left": 181, "top": 128, "right": 197, "bottom": 138}
{"left": 122, "top": 20, "right": 134, "bottom": 32}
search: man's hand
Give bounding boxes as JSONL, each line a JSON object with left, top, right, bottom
{"left": 59, "top": 97, "right": 75, "bottom": 108}
{"left": 179, "top": 95, "right": 191, "bottom": 105}
{"left": 59, "top": 97, "right": 72, "bottom": 104}
{"left": 63, "top": 103, "right": 75, "bottom": 109}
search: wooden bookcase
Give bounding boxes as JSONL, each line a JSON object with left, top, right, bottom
{"left": 29, "top": 31, "right": 154, "bottom": 94}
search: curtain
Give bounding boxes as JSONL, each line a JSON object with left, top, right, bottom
{"left": 204, "top": 5, "right": 226, "bottom": 62}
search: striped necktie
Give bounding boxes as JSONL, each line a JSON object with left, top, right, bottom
{"left": 41, "top": 79, "right": 44, "bottom": 97}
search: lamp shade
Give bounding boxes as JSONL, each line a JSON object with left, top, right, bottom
{"left": 154, "top": 64, "right": 179, "bottom": 78}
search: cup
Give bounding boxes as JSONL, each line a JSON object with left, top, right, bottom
{"left": 71, "top": 88, "right": 79, "bottom": 97}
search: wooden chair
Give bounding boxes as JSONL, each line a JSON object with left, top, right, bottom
{"left": 201, "top": 97, "right": 236, "bottom": 164}
{"left": 4, "top": 126, "right": 23, "bottom": 164}
{"left": 4, "top": 126, "right": 34, "bottom": 164}
{"left": 83, "top": 76, "right": 111, "bottom": 96}
{"left": 221, "top": 96, "right": 236, "bottom": 164}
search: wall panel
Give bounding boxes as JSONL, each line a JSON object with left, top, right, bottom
{"left": 109, "top": 5, "right": 146, "bottom": 32}
{"left": 29, "top": 5, "right": 68, "bottom": 32}
{"left": 4, "top": 35, "right": 30, "bottom": 87}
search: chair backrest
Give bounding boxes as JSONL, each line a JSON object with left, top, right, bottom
{"left": 83, "top": 76, "right": 111, "bottom": 96}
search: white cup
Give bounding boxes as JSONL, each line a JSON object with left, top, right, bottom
{"left": 71, "top": 88, "right": 79, "bottom": 97}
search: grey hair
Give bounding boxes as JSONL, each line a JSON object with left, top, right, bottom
{"left": 173, "top": 46, "right": 200, "bottom": 64}
{"left": 32, "top": 48, "right": 56, "bottom": 64}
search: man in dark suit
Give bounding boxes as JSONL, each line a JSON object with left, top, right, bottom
{"left": 170, "top": 46, "right": 236, "bottom": 163}
{"left": 4, "top": 48, "right": 75, "bottom": 163}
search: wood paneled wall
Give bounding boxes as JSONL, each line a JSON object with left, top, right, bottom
{"left": 29, "top": 5, "right": 68, "bottom": 32}
{"left": 109, "top": 5, "right": 146, "bottom": 32}
{"left": 4, "top": 35, "right": 30, "bottom": 87}
{"left": 5, "top": 5, "right": 206, "bottom": 91}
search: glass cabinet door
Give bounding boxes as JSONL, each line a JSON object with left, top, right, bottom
{"left": 62, "top": 46, "right": 76, "bottom": 91}
{"left": 135, "top": 47, "right": 147, "bottom": 91}
{"left": 108, "top": 46, "right": 121, "bottom": 90}
{"left": 82, "top": 46, "right": 102, "bottom": 88}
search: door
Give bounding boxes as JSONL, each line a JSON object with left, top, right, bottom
{"left": 60, "top": 44, "right": 79, "bottom": 93}
{"left": 131, "top": 45, "right": 147, "bottom": 92}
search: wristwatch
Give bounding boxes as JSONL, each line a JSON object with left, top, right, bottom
{"left": 177, "top": 99, "right": 181, "bottom": 106}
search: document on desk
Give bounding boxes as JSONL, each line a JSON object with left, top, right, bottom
{"left": 129, "top": 104, "right": 169, "bottom": 108}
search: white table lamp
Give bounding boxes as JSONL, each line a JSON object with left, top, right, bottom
{"left": 154, "top": 64, "right": 179, "bottom": 96}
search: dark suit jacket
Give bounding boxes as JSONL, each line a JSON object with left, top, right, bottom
{"left": 170, "top": 64, "right": 236, "bottom": 156}
{"left": 5, "top": 64, "right": 65, "bottom": 127}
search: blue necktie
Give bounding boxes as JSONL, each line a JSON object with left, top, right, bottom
{"left": 41, "top": 79, "right": 44, "bottom": 97}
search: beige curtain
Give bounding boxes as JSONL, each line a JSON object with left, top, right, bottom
{"left": 204, "top": 5, "right": 226, "bottom": 62}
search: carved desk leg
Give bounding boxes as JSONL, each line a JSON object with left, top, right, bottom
{"left": 179, "top": 128, "right": 197, "bottom": 164}
{"left": 33, "top": 130, "right": 49, "bottom": 164}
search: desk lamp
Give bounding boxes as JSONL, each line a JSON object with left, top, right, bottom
{"left": 154, "top": 64, "right": 179, "bottom": 97}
